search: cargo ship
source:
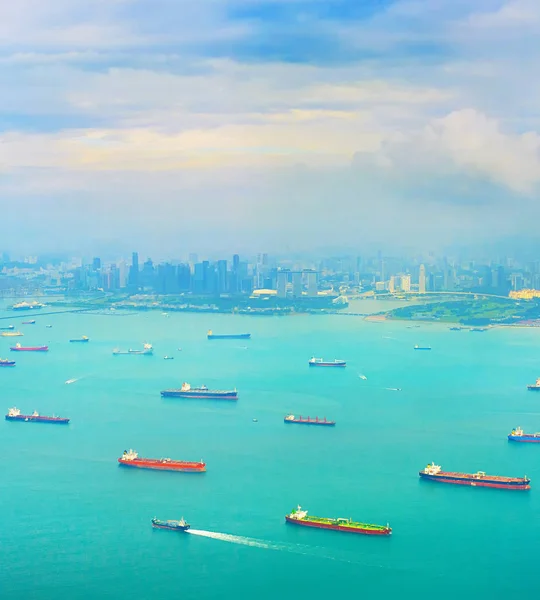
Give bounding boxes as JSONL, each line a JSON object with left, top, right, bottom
{"left": 308, "top": 357, "right": 346, "bottom": 367}
{"left": 151, "top": 517, "right": 190, "bottom": 531}
{"left": 285, "top": 506, "right": 391, "bottom": 536}
{"left": 207, "top": 330, "right": 251, "bottom": 340}
{"left": 21, "top": 320, "right": 36, "bottom": 325}
{"left": 508, "top": 427, "right": 540, "bottom": 443}
{"left": 527, "top": 378, "right": 540, "bottom": 391}
{"left": 118, "top": 449, "right": 206, "bottom": 472}
{"left": 0, "top": 358, "right": 16, "bottom": 367}
{"left": 12, "top": 301, "right": 45, "bottom": 311}
{"left": 161, "top": 382, "right": 238, "bottom": 400}
{"left": 284, "top": 414, "right": 335, "bottom": 426}
{"left": 0, "top": 325, "right": 14, "bottom": 330}
{"left": 70, "top": 336, "right": 89, "bottom": 343}
{"left": 5, "top": 407, "right": 69, "bottom": 424}
{"left": 414, "top": 345, "right": 431, "bottom": 350}
{"left": 113, "top": 343, "right": 153, "bottom": 355}
{"left": 1, "top": 331, "right": 23, "bottom": 337}
{"left": 10, "top": 343, "right": 48, "bottom": 352}
{"left": 419, "top": 462, "right": 530, "bottom": 490}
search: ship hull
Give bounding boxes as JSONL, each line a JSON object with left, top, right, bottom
{"left": 508, "top": 435, "right": 540, "bottom": 443}
{"left": 70, "top": 339, "right": 89, "bottom": 343}
{"left": 284, "top": 419, "right": 335, "bottom": 426}
{"left": 118, "top": 459, "right": 205, "bottom": 472}
{"left": 527, "top": 386, "right": 540, "bottom": 391}
{"left": 5, "top": 415, "right": 69, "bottom": 424}
{"left": 419, "top": 472, "right": 530, "bottom": 490}
{"left": 208, "top": 334, "right": 251, "bottom": 340}
{"left": 161, "top": 391, "right": 238, "bottom": 400}
{"left": 285, "top": 516, "right": 390, "bottom": 535}
{"left": 308, "top": 363, "right": 346, "bottom": 368}
{"left": 152, "top": 522, "right": 190, "bottom": 532}
{"left": 10, "top": 347, "right": 48, "bottom": 352}
{"left": 0, "top": 362, "right": 16, "bottom": 367}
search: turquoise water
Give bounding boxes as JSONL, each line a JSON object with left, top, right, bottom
{"left": 1, "top": 307, "right": 539, "bottom": 599}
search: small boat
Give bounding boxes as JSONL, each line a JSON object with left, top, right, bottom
{"left": 151, "top": 517, "right": 190, "bottom": 532}
{"left": 414, "top": 345, "right": 431, "bottom": 350}
{"left": 207, "top": 330, "right": 251, "bottom": 340}
{"left": 527, "top": 378, "right": 540, "bottom": 391}
{"left": 308, "top": 357, "right": 346, "bottom": 367}
{"left": 65, "top": 378, "right": 77, "bottom": 385}
{"left": 10, "top": 343, "right": 48, "bottom": 352}
{"left": 449, "top": 327, "right": 463, "bottom": 331}
{"left": 22, "top": 320, "right": 36, "bottom": 325}
{"left": 5, "top": 407, "right": 69, "bottom": 424}
{"left": 252, "top": 418, "right": 258, "bottom": 422}
{"left": 0, "top": 325, "right": 14, "bottom": 330}
{"left": 508, "top": 427, "right": 540, "bottom": 443}
{"left": 164, "top": 356, "right": 174, "bottom": 360}
{"left": 285, "top": 506, "right": 391, "bottom": 536}
{"left": 385, "top": 387, "right": 402, "bottom": 392}
{"left": 284, "top": 414, "right": 335, "bottom": 426}
{"left": 46, "top": 325, "right": 52, "bottom": 328}
{"left": 69, "top": 336, "right": 89, "bottom": 343}
{"left": 1, "top": 331, "right": 23, "bottom": 337}
{"left": 113, "top": 343, "right": 153, "bottom": 356}
{"left": 0, "top": 358, "right": 16, "bottom": 367}
{"left": 358, "top": 374, "right": 367, "bottom": 380}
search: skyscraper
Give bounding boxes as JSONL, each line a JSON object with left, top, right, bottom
{"left": 292, "top": 272, "right": 302, "bottom": 297}
{"left": 276, "top": 270, "right": 288, "bottom": 298}
{"left": 92, "top": 257, "right": 101, "bottom": 271}
{"left": 305, "top": 270, "right": 318, "bottom": 297}
{"left": 118, "top": 260, "right": 128, "bottom": 289}
{"left": 128, "top": 252, "right": 139, "bottom": 289}
{"left": 401, "top": 274, "right": 411, "bottom": 293}
{"left": 419, "top": 265, "right": 426, "bottom": 294}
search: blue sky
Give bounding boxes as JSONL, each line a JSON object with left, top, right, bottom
{"left": 0, "top": 0, "right": 539, "bottom": 257}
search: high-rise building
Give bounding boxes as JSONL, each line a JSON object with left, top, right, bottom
{"left": 276, "top": 270, "right": 288, "bottom": 298}
{"left": 389, "top": 276, "right": 396, "bottom": 294}
{"left": 92, "top": 257, "right": 101, "bottom": 271}
{"left": 216, "top": 260, "right": 228, "bottom": 294}
{"left": 401, "top": 274, "right": 411, "bottom": 293}
{"left": 292, "top": 272, "right": 302, "bottom": 297}
{"left": 305, "top": 270, "right": 318, "bottom": 297}
{"left": 118, "top": 260, "right": 128, "bottom": 289}
{"left": 129, "top": 252, "right": 139, "bottom": 289}
{"left": 419, "top": 264, "right": 426, "bottom": 294}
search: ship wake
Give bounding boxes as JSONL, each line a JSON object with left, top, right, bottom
{"left": 186, "top": 529, "right": 279, "bottom": 550}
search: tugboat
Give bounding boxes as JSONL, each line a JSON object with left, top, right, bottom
{"left": 508, "top": 427, "right": 540, "bottom": 443}
{"left": 5, "top": 407, "right": 69, "bottom": 424}
{"left": 21, "top": 320, "right": 36, "bottom": 325}
{"left": 284, "top": 414, "right": 336, "bottom": 426}
{"left": 69, "top": 336, "right": 89, "bottom": 343}
{"left": 308, "top": 357, "right": 346, "bottom": 367}
{"left": 419, "top": 462, "right": 530, "bottom": 490}
{"left": 527, "top": 378, "right": 540, "bottom": 391}
{"left": 285, "top": 506, "right": 391, "bottom": 536}
{"left": 161, "top": 382, "right": 238, "bottom": 400}
{"left": 0, "top": 325, "right": 14, "bottom": 330}
{"left": 151, "top": 517, "right": 190, "bottom": 531}
{"left": 0, "top": 358, "right": 16, "bottom": 367}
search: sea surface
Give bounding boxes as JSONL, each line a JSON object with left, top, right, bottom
{"left": 1, "top": 303, "right": 539, "bottom": 599}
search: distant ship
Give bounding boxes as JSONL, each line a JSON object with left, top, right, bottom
{"left": 414, "top": 345, "right": 431, "bottom": 350}
{"left": 284, "top": 414, "right": 335, "bottom": 427}
{"left": 161, "top": 382, "right": 238, "bottom": 400}
{"left": 285, "top": 506, "right": 391, "bottom": 536}
{"left": 11, "top": 301, "right": 45, "bottom": 311}
{"left": 70, "top": 336, "right": 89, "bottom": 343}
{"left": 207, "top": 329, "right": 251, "bottom": 340}
{"left": 152, "top": 517, "right": 190, "bottom": 532}
{"left": 10, "top": 343, "right": 48, "bottom": 352}
{"left": 508, "top": 427, "right": 540, "bottom": 443}
{"left": 21, "top": 320, "right": 36, "bottom": 325}
{"left": 1, "top": 331, "right": 23, "bottom": 337}
{"left": 470, "top": 328, "right": 487, "bottom": 332}
{"left": 118, "top": 449, "right": 205, "bottom": 472}
{"left": 113, "top": 343, "right": 153, "bottom": 356}
{"left": 449, "top": 327, "right": 464, "bottom": 331}
{"left": 527, "top": 378, "right": 540, "bottom": 391}
{"left": 0, "top": 325, "right": 14, "bottom": 330}
{"left": 5, "top": 407, "right": 69, "bottom": 424}
{"left": 419, "top": 462, "right": 530, "bottom": 490}
{"left": 0, "top": 358, "right": 16, "bottom": 367}
{"left": 308, "top": 357, "right": 346, "bottom": 367}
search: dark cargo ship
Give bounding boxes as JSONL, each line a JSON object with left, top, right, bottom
{"left": 419, "top": 462, "right": 530, "bottom": 490}
{"left": 161, "top": 382, "right": 238, "bottom": 400}
{"left": 284, "top": 414, "right": 335, "bottom": 426}
{"left": 5, "top": 407, "right": 69, "bottom": 424}
{"left": 207, "top": 329, "right": 251, "bottom": 340}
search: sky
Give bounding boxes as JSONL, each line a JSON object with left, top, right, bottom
{"left": 0, "top": 0, "right": 539, "bottom": 258}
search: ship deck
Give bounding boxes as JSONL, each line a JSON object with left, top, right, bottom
{"left": 435, "top": 471, "right": 527, "bottom": 483}
{"left": 300, "top": 516, "right": 388, "bottom": 531}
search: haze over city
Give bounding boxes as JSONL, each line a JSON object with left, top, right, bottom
{"left": 1, "top": 0, "right": 539, "bottom": 256}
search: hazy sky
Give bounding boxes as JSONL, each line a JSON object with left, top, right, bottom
{"left": 1, "top": 0, "right": 539, "bottom": 257}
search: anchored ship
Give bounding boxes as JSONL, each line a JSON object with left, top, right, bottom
{"left": 419, "top": 462, "right": 530, "bottom": 490}
{"left": 10, "top": 343, "right": 48, "bottom": 352}
{"left": 308, "top": 357, "right": 346, "bottom": 367}
{"left": 285, "top": 506, "right": 391, "bottom": 536}
{"left": 0, "top": 358, "right": 16, "bottom": 367}
{"left": 0, "top": 325, "right": 14, "bottom": 330}
{"left": 5, "top": 407, "right": 69, "bottom": 424}
{"left": 113, "top": 343, "right": 153, "bottom": 355}
{"left": 207, "top": 330, "right": 251, "bottom": 340}
{"left": 527, "top": 378, "right": 540, "bottom": 391}
{"left": 284, "top": 414, "right": 335, "bottom": 426}
{"left": 161, "top": 382, "right": 238, "bottom": 400}
{"left": 414, "top": 345, "right": 431, "bottom": 350}
{"left": 70, "top": 336, "right": 89, "bottom": 343}
{"left": 152, "top": 517, "right": 190, "bottom": 531}
{"left": 508, "top": 427, "right": 540, "bottom": 443}
{"left": 21, "top": 320, "right": 36, "bottom": 325}
{"left": 118, "top": 449, "right": 206, "bottom": 472}
{"left": 12, "top": 301, "right": 45, "bottom": 311}
{"left": 1, "top": 331, "right": 23, "bottom": 337}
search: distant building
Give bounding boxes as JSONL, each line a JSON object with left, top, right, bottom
{"left": 92, "top": 257, "right": 101, "bottom": 271}
{"left": 401, "top": 274, "right": 411, "bottom": 293}
{"left": 419, "top": 264, "right": 426, "bottom": 294}
{"left": 276, "top": 270, "right": 288, "bottom": 298}
{"left": 389, "top": 276, "right": 396, "bottom": 294}
{"left": 118, "top": 260, "right": 128, "bottom": 289}
{"left": 128, "top": 252, "right": 139, "bottom": 289}
{"left": 292, "top": 272, "right": 302, "bottom": 297}
{"left": 305, "top": 270, "right": 318, "bottom": 297}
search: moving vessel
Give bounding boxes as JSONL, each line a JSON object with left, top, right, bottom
{"left": 308, "top": 357, "right": 346, "bottom": 367}
{"left": 0, "top": 358, "right": 16, "bottom": 367}
{"left": 1, "top": 331, "right": 23, "bottom": 337}
{"left": 0, "top": 325, "right": 14, "bottom": 330}
{"left": 414, "top": 345, "right": 431, "bottom": 350}
{"left": 285, "top": 506, "right": 391, "bottom": 536}
{"left": 12, "top": 301, "right": 45, "bottom": 311}
{"left": 161, "top": 382, "right": 238, "bottom": 400}
{"left": 207, "top": 330, "right": 251, "bottom": 340}
{"left": 419, "top": 462, "right": 530, "bottom": 490}
{"left": 113, "top": 343, "right": 153, "bottom": 356}
{"left": 10, "top": 343, "right": 48, "bottom": 352}
{"left": 5, "top": 407, "right": 69, "bottom": 424}
{"left": 118, "top": 449, "right": 206, "bottom": 472}
{"left": 70, "top": 336, "right": 89, "bottom": 343}
{"left": 151, "top": 517, "right": 190, "bottom": 532}
{"left": 508, "top": 427, "right": 540, "bottom": 443}
{"left": 284, "top": 414, "right": 335, "bottom": 426}
{"left": 527, "top": 378, "right": 540, "bottom": 391}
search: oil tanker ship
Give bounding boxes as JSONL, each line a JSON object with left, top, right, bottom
{"left": 10, "top": 343, "right": 48, "bottom": 352}
{"left": 118, "top": 449, "right": 206, "bottom": 472}
{"left": 508, "top": 427, "right": 540, "bottom": 443}
{"left": 308, "top": 357, "right": 346, "bottom": 367}
{"left": 5, "top": 407, "right": 69, "bottom": 424}
{"left": 151, "top": 517, "right": 190, "bottom": 531}
{"left": 207, "top": 330, "right": 251, "bottom": 340}
{"left": 419, "top": 462, "right": 530, "bottom": 490}
{"left": 0, "top": 358, "right": 16, "bottom": 367}
{"left": 285, "top": 506, "right": 391, "bottom": 536}
{"left": 161, "top": 382, "right": 238, "bottom": 400}
{"left": 527, "top": 378, "right": 540, "bottom": 391}
{"left": 284, "top": 414, "right": 335, "bottom": 426}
